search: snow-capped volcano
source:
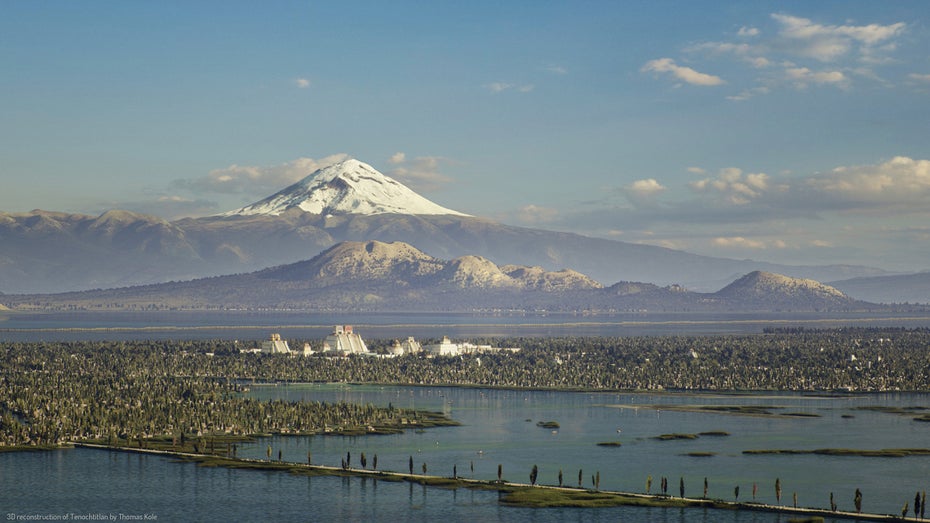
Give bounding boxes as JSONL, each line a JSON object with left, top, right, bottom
{"left": 223, "top": 159, "right": 469, "bottom": 217}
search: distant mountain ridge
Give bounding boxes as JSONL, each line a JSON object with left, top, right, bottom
{"left": 0, "top": 159, "right": 891, "bottom": 294}
{"left": 2, "top": 241, "right": 879, "bottom": 313}
{"left": 829, "top": 272, "right": 930, "bottom": 304}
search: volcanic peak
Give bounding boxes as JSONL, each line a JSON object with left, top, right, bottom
{"left": 223, "top": 159, "right": 469, "bottom": 218}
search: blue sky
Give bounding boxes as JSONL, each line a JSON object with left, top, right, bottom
{"left": 2, "top": 1, "right": 929, "bottom": 272}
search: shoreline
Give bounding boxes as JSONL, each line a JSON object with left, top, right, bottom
{"left": 69, "top": 443, "right": 923, "bottom": 522}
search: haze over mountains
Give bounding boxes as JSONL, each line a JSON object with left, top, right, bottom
{"left": 0, "top": 158, "right": 924, "bottom": 303}
{"left": 2, "top": 240, "right": 875, "bottom": 313}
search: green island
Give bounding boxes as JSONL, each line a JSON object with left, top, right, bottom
{"left": 654, "top": 433, "right": 700, "bottom": 440}
{"left": 744, "top": 448, "right": 930, "bottom": 457}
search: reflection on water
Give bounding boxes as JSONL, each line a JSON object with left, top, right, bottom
{"left": 2, "top": 447, "right": 814, "bottom": 523}
{"left": 241, "top": 384, "right": 930, "bottom": 517}
{"left": 2, "top": 385, "right": 919, "bottom": 521}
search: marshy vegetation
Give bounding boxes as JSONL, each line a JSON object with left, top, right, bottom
{"left": 3, "top": 327, "right": 930, "bottom": 450}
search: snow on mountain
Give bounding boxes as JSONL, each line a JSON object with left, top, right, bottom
{"left": 222, "top": 159, "right": 470, "bottom": 217}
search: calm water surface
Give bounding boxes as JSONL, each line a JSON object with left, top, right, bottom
{"left": 3, "top": 386, "right": 925, "bottom": 522}
{"left": 2, "top": 310, "right": 930, "bottom": 341}
{"left": 2, "top": 447, "right": 828, "bottom": 523}
{"left": 244, "top": 385, "right": 930, "bottom": 517}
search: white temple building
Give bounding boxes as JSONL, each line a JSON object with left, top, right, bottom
{"left": 321, "top": 325, "right": 369, "bottom": 355}
{"left": 387, "top": 336, "right": 422, "bottom": 356}
{"left": 261, "top": 333, "right": 291, "bottom": 354}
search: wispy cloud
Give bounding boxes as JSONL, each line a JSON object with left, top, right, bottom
{"left": 726, "top": 86, "right": 770, "bottom": 102}
{"left": 771, "top": 13, "right": 905, "bottom": 62}
{"left": 294, "top": 77, "right": 311, "bottom": 89}
{"left": 784, "top": 67, "right": 849, "bottom": 88}
{"left": 485, "top": 82, "right": 535, "bottom": 93}
{"left": 176, "top": 154, "right": 350, "bottom": 195}
{"left": 641, "top": 58, "right": 725, "bottom": 86}
{"left": 712, "top": 236, "right": 769, "bottom": 249}
{"left": 385, "top": 153, "right": 455, "bottom": 192}
{"left": 514, "top": 204, "right": 560, "bottom": 226}
{"left": 96, "top": 195, "right": 219, "bottom": 220}
{"left": 667, "top": 12, "right": 912, "bottom": 100}
{"left": 686, "top": 157, "right": 930, "bottom": 215}
{"left": 524, "top": 155, "right": 930, "bottom": 267}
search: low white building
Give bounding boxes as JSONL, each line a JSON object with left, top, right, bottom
{"left": 424, "top": 336, "right": 461, "bottom": 356}
{"left": 424, "top": 336, "right": 522, "bottom": 357}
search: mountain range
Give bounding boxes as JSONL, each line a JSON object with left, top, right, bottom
{"left": 0, "top": 158, "right": 923, "bottom": 303}
{"left": 0, "top": 240, "right": 877, "bottom": 313}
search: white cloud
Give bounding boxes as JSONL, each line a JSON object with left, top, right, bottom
{"left": 688, "top": 41, "right": 770, "bottom": 69}
{"left": 99, "top": 195, "right": 219, "bottom": 220}
{"left": 385, "top": 154, "right": 455, "bottom": 192}
{"left": 748, "top": 56, "right": 771, "bottom": 69}
{"left": 686, "top": 167, "right": 706, "bottom": 175}
{"left": 178, "top": 154, "right": 350, "bottom": 195}
{"left": 909, "top": 73, "right": 930, "bottom": 83}
{"left": 623, "top": 178, "right": 667, "bottom": 208}
{"left": 294, "top": 78, "right": 311, "bottom": 89}
{"left": 544, "top": 64, "right": 568, "bottom": 75}
{"left": 678, "top": 12, "right": 909, "bottom": 100}
{"left": 690, "top": 168, "right": 771, "bottom": 205}
{"left": 626, "top": 178, "right": 666, "bottom": 199}
{"left": 515, "top": 204, "right": 560, "bottom": 226}
{"left": 771, "top": 13, "right": 905, "bottom": 62}
{"left": 785, "top": 67, "right": 849, "bottom": 88}
{"left": 712, "top": 236, "right": 768, "bottom": 249}
{"left": 804, "top": 156, "right": 930, "bottom": 208}
{"left": 641, "top": 58, "right": 725, "bottom": 86}
{"left": 727, "top": 86, "right": 770, "bottom": 101}
{"left": 486, "top": 82, "right": 534, "bottom": 93}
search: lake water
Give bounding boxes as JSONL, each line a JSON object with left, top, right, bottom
{"left": 3, "top": 385, "right": 928, "bottom": 522}
{"left": 2, "top": 312, "right": 929, "bottom": 521}
{"left": 3, "top": 310, "right": 930, "bottom": 341}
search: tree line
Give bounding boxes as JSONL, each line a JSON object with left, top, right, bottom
{"left": 0, "top": 341, "right": 445, "bottom": 447}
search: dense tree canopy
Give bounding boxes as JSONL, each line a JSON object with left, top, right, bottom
{"left": 2, "top": 328, "right": 929, "bottom": 447}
